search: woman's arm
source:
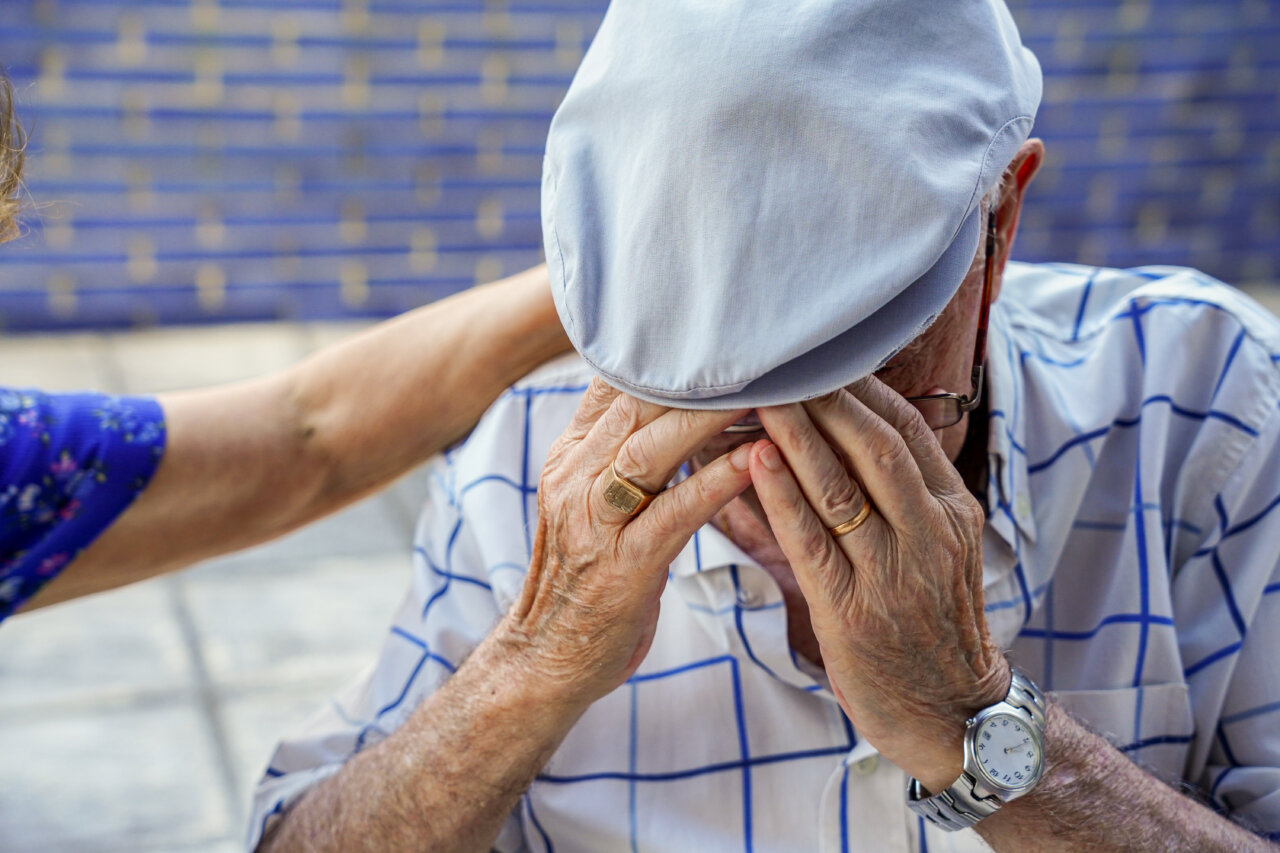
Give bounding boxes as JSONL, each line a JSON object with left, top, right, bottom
{"left": 21, "top": 264, "right": 568, "bottom": 610}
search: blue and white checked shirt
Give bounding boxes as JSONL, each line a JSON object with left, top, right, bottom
{"left": 250, "top": 262, "right": 1280, "bottom": 851}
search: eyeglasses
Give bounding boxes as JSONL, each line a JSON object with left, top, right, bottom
{"left": 721, "top": 208, "right": 998, "bottom": 436}
{"left": 901, "top": 208, "right": 998, "bottom": 431}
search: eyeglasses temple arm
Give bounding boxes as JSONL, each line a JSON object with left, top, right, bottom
{"left": 970, "top": 208, "right": 999, "bottom": 393}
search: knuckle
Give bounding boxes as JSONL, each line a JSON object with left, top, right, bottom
{"left": 816, "top": 467, "right": 861, "bottom": 518}
{"left": 646, "top": 476, "right": 713, "bottom": 540}
{"left": 809, "top": 389, "right": 847, "bottom": 414}
{"left": 569, "top": 378, "right": 615, "bottom": 421}
{"left": 897, "top": 403, "right": 934, "bottom": 442}
{"left": 673, "top": 407, "right": 705, "bottom": 435}
{"left": 689, "top": 468, "right": 724, "bottom": 507}
{"left": 614, "top": 431, "right": 657, "bottom": 479}
{"left": 598, "top": 395, "right": 644, "bottom": 441}
{"left": 640, "top": 496, "right": 685, "bottom": 545}
{"left": 955, "top": 493, "right": 987, "bottom": 530}
{"left": 797, "top": 519, "right": 839, "bottom": 567}
{"left": 775, "top": 416, "right": 826, "bottom": 459}
{"left": 845, "top": 376, "right": 875, "bottom": 396}
{"left": 538, "top": 460, "right": 572, "bottom": 498}
{"left": 542, "top": 440, "right": 573, "bottom": 474}
{"left": 586, "top": 377, "right": 615, "bottom": 402}
{"left": 869, "top": 432, "right": 912, "bottom": 475}
{"left": 644, "top": 500, "right": 681, "bottom": 540}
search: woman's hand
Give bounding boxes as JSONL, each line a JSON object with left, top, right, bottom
{"left": 494, "top": 378, "right": 754, "bottom": 709}
{"left": 750, "top": 375, "right": 1009, "bottom": 793}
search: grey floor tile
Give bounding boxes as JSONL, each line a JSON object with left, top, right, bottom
{"left": 173, "top": 841, "right": 243, "bottom": 853}
{"left": 107, "top": 323, "right": 309, "bottom": 394}
{"left": 0, "top": 700, "right": 235, "bottom": 852}
{"left": 386, "top": 460, "right": 436, "bottom": 529}
{"left": 156, "top": 841, "right": 243, "bottom": 853}
{"left": 0, "top": 319, "right": 424, "bottom": 852}
{"left": 219, "top": 683, "right": 355, "bottom": 821}
{"left": 0, "top": 579, "right": 193, "bottom": 714}
{"left": 180, "top": 551, "right": 407, "bottom": 690}
{"left": 0, "top": 332, "right": 118, "bottom": 392}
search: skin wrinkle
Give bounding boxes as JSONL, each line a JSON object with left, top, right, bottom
{"left": 262, "top": 138, "right": 1277, "bottom": 851}
{"left": 723, "top": 154, "right": 1045, "bottom": 794}
{"left": 691, "top": 177, "right": 1014, "bottom": 686}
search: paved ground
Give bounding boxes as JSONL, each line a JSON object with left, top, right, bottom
{"left": 0, "top": 320, "right": 423, "bottom": 853}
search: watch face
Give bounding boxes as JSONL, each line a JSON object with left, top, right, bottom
{"left": 974, "top": 712, "right": 1043, "bottom": 790}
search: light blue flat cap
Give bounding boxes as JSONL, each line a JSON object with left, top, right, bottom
{"left": 542, "top": 0, "right": 1042, "bottom": 409}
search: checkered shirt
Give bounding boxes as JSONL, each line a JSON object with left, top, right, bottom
{"left": 249, "top": 262, "right": 1280, "bottom": 851}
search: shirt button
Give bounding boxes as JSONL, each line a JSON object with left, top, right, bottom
{"left": 736, "top": 587, "right": 762, "bottom": 608}
{"left": 852, "top": 755, "right": 879, "bottom": 776}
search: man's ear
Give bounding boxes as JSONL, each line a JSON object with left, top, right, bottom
{"left": 991, "top": 138, "right": 1045, "bottom": 300}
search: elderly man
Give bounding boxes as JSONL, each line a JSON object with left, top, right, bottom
{"left": 251, "top": 1, "right": 1279, "bottom": 850}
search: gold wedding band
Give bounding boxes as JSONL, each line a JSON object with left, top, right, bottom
{"left": 828, "top": 501, "right": 873, "bottom": 537}
{"left": 602, "top": 462, "right": 658, "bottom": 517}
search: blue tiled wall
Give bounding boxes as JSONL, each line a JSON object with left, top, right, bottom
{"left": 0, "top": 0, "right": 1276, "bottom": 332}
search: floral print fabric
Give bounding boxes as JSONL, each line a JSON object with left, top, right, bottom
{"left": 0, "top": 388, "right": 166, "bottom": 621}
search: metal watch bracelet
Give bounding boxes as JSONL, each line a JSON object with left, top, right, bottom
{"left": 906, "top": 669, "right": 1048, "bottom": 832}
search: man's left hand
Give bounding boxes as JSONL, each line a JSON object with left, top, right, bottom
{"left": 749, "top": 375, "right": 1010, "bottom": 794}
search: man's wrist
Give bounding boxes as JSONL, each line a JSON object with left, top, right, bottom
{"left": 476, "top": 619, "right": 597, "bottom": 725}
{"left": 897, "top": 658, "right": 1014, "bottom": 794}
{"left": 911, "top": 735, "right": 968, "bottom": 796}
{"left": 907, "top": 666, "right": 1048, "bottom": 833}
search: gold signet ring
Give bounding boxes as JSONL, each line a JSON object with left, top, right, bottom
{"left": 602, "top": 462, "right": 658, "bottom": 517}
{"left": 828, "top": 501, "right": 873, "bottom": 537}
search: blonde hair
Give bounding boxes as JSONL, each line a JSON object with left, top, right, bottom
{"left": 0, "top": 70, "right": 26, "bottom": 245}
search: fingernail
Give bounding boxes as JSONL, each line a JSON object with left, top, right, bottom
{"left": 759, "top": 442, "right": 782, "bottom": 471}
{"left": 729, "top": 443, "right": 751, "bottom": 471}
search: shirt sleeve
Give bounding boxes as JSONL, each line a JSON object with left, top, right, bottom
{"left": 1178, "top": 350, "right": 1280, "bottom": 837}
{"left": 0, "top": 387, "right": 167, "bottom": 621}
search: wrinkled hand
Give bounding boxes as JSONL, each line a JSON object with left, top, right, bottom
{"left": 495, "top": 378, "right": 753, "bottom": 710}
{"left": 750, "top": 375, "right": 1010, "bottom": 793}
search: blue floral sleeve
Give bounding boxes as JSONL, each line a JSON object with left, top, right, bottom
{"left": 0, "top": 388, "right": 167, "bottom": 621}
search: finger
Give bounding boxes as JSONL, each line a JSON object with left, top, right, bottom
{"left": 626, "top": 442, "right": 753, "bottom": 568}
{"left": 795, "top": 389, "right": 933, "bottom": 528}
{"left": 579, "top": 391, "right": 670, "bottom": 471}
{"left": 746, "top": 439, "right": 867, "bottom": 608}
{"left": 559, "top": 377, "right": 624, "bottom": 445}
{"left": 840, "top": 375, "right": 966, "bottom": 496}
{"left": 753, "top": 403, "right": 872, "bottom": 535}
{"left": 589, "top": 405, "right": 750, "bottom": 525}
{"left": 610, "top": 406, "right": 748, "bottom": 493}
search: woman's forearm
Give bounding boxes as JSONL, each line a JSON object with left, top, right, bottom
{"left": 22, "top": 266, "right": 568, "bottom": 610}
{"left": 290, "top": 264, "right": 568, "bottom": 511}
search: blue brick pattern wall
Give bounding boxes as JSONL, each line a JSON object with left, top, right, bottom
{"left": 0, "top": 0, "right": 1275, "bottom": 332}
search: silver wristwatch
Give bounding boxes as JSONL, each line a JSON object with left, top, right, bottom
{"left": 906, "top": 668, "right": 1047, "bottom": 832}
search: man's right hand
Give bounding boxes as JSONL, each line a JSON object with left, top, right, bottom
{"left": 259, "top": 379, "right": 753, "bottom": 853}
{"left": 491, "top": 377, "right": 754, "bottom": 709}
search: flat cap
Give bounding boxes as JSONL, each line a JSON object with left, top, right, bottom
{"left": 542, "top": 0, "right": 1042, "bottom": 408}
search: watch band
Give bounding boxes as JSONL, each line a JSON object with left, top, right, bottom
{"left": 906, "top": 773, "right": 1001, "bottom": 831}
{"left": 906, "top": 669, "right": 1047, "bottom": 832}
